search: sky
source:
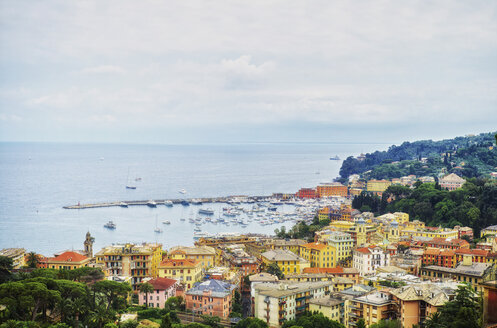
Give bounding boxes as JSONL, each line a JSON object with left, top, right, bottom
{"left": 0, "top": 1, "right": 496, "bottom": 145}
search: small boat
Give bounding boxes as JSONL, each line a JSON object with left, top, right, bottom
{"left": 162, "top": 220, "right": 171, "bottom": 225}
{"left": 179, "top": 189, "right": 187, "bottom": 194}
{"left": 147, "top": 200, "right": 157, "bottom": 208}
{"left": 119, "top": 202, "right": 128, "bottom": 207}
{"left": 164, "top": 200, "right": 173, "bottom": 207}
{"left": 154, "top": 227, "right": 163, "bottom": 233}
{"left": 198, "top": 208, "right": 214, "bottom": 215}
{"left": 126, "top": 185, "right": 137, "bottom": 190}
{"left": 104, "top": 221, "right": 116, "bottom": 229}
{"left": 180, "top": 217, "right": 186, "bottom": 221}
{"left": 329, "top": 155, "right": 340, "bottom": 160}
{"left": 193, "top": 227, "right": 202, "bottom": 232}
{"left": 135, "top": 177, "right": 142, "bottom": 181}
{"left": 181, "top": 200, "right": 190, "bottom": 206}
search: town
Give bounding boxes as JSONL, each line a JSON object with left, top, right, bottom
{"left": 1, "top": 171, "right": 496, "bottom": 328}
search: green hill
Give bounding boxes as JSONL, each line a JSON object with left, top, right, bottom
{"left": 339, "top": 132, "right": 497, "bottom": 181}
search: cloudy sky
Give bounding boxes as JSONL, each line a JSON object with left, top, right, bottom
{"left": 0, "top": 1, "right": 496, "bottom": 144}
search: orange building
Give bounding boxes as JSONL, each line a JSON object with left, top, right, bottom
{"left": 185, "top": 280, "right": 236, "bottom": 318}
{"left": 316, "top": 183, "right": 348, "bottom": 198}
{"left": 422, "top": 248, "right": 455, "bottom": 268}
{"left": 454, "top": 249, "right": 489, "bottom": 264}
{"left": 295, "top": 188, "right": 317, "bottom": 199}
{"left": 47, "top": 251, "right": 90, "bottom": 270}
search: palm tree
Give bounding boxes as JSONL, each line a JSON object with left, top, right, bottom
{"left": 87, "top": 305, "right": 113, "bottom": 328}
{"left": 26, "top": 251, "right": 39, "bottom": 268}
{"left": 139, "top": 282, "right": 154, "bottom": 308}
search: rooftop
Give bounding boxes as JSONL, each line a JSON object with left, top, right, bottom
{"left": 255, "top": 281, "right": 333, "bottom": 298}
{"left": 48, "top": 251, "right": 89, "bottom": 263}
{"left": 423, "top": 262, "right": 492, "bottom": 277}
{"left": 261, "top": 249, "right": 307, "bottom": 262}
{"left": 186, "top": 279, "right": 236, "bottom": 298}
{"left": 309, "top": 295, "right": 344, "bottom": 307}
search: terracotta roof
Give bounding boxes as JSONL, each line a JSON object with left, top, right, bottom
{"left": 424, "top": 248, "right": 440, "bottom": 256}
{"left": 471, "top": 249, "right": 489, "bottom": 256}
{"left": 160, "top": 259, "right": 199, "bottom": 267}
{"left": 440, "top": 249, "right": 455, "bottom": 257}
{"left": 355, "top": 247, "right": 371, "bottom": 254}
{"left": 146, "top": 278, "right": 178, "bottom": 290}
{"left": 455, "top": 249, "right": 472, "bottom": 255}
{"left": 303, "top": 267, "right": 344, "bottom": 274}
{"left": 48, "top": 251, "right": 88, "bottom": 263}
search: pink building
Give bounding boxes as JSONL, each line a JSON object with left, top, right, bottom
{"left": 138, "top": 278, "right": 179, "bottom": 308}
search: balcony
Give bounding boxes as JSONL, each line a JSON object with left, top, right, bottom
{"left": 296, "top": 305, "right": 306, "bottom": 311}
{"left": 296, "top": 296, "right": 306, "bottom": 301}
{"left": 279, "top": 310, "right": 285, "bottom": 315}
{"left": 279, "top": 300, "right": 286, "bottom": 305}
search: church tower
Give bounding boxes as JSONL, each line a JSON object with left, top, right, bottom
{"left": 84, "top": 231, "right": 95, "bottom": 258}
{"left": 355, "top": 218, "right": 367, "bottom": 247}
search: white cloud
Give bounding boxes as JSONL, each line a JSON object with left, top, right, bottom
{"left": 80, "top": 65, "right": 125, "bottom": 74}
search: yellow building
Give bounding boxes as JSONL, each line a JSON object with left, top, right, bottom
{"left": 261, "top": 249, "right": 310, "bottom": 275}
{"left": 481, "top": 225, "right": 497, "bottom": 238}
{"left": 309, "top": 296, "right": 345, "bottom": 325}
{"left": 405, "top": 220, "right": 425, "bottom": 230}
{"left": 168, "top": 245, "right": 216, "bottom": 270}
{"left": 325, "top": 231, "right": 354, "bottom": 263}
{"left": 47, "top": 251, "right": 90, "bottom": 270}
{"left": 95, "top": 243, "right": 163, "bottom": 290}
{"left": 0, "top": 248, "right": 26, "bottom": 269}
{"left": 400, "top": 228, "right": 458, "bottom": 239}
{"left": 367, "top": 179, "right": 392, "bottom": 193}
{"left": 299, "top": 243, "right": 336, "bottom": 268}
{"left": 158, "top": 258, "right": 202, "bottom": 290}
{"left": 269, "top": 239, "right": 307, "bottom": 255}
{"left": 393, "top": 212, "right": 409, "bottom": 225}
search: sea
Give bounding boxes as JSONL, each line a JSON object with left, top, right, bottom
{"left": 0, "top": 142, "right": 386, "bottom": 255}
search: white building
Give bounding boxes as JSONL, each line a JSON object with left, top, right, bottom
{"left": 254, "top": 281, "right": 332, "bottom": 327}
{"left": 353, "top": 246, "right": 390, "bottom": 276}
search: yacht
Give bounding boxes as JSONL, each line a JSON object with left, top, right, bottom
{"left": 164, "top": 200, "right": 173, "bottom": 207}
{"left": 126, "top": 185, "right": 136, "bottom": 190}
{"left": 154, "top": 227, "right": 163, "bottom": 233}
{"left": 104, "top": 221, "right": 116, "bottom": 229}
{"left": 179, "top": 189, "right": 187, "bottom": 194}
{"left": 147, "top": 200, "right": 157, "bottom": 208}
{"left": 119, "top": 202, "right": 128, "bottom": 207}
{"left": 162, "top": 220, "right": 171, "bottom": 225}
{"left": 198, "top": 208, "right": 214, "bottom": 215}
{"left": 181, "top": 200, "right": 190, "bottom": 206}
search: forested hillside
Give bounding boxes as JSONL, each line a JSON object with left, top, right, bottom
{"left": 352, "top": 178, "right": 497, "bottom": 236}
{"left": 339, "top": 132, "right": 497, "bottom": 181}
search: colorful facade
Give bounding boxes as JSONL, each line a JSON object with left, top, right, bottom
{"left": 47, "top": 251, "right": 90, "bottom": 270}
{"left": 158, "top": 258, "right": 202, "bottom": 290}
{"left": 185, "top": 280, "right": 236, "bottom": 318}
{"left": 316, "top": 183, "right": 348, "bottom": 198}
{"left": 138, "top": 278, "right": 179, "bottom": 308}
{"left": 299, "top": 243, "right": 336, "bottom": 268}
{"left": 261, "top": 249, "right": 310, "bottom": 275}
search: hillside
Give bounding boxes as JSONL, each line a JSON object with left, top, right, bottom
{"left": 339, "top": 132, "right": 497, "bottom": 181}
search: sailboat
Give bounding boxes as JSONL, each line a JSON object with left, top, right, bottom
{"left": 125, "top": 168, "right": 136, "bottom": 189}
{"left": 154, "top": 216, "right": 163, "bottom": 233}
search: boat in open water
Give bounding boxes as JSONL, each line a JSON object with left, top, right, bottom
{"left": 104, "top": 221, "right": 116, "bottom": 229}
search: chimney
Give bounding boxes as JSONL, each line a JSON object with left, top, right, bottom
{"left": 462, "top": 254, "right": 472, "bottom": 266}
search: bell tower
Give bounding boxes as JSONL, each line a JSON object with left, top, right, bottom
{"left": 84, "top": 231, "right": 95, "bottom": 258}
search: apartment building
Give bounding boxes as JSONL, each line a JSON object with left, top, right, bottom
{"left": 185, "top": 279, "right": 236, "bottom": 318}
{"left": 168, "top": 245, "right": 216, "bottom": 270}
{"left": 299, "top": 242, "right": 336, "bottom": 268}
{"left": 261, "top": 249, "right": 310, "bottom": 275}
{"left": 158, "top": 258, "right": 202, "bottom": 290}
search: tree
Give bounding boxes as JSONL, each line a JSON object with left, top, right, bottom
{"left": 235, "top": 318, "right": 268, "bottom": 328}
{"left": 120, "top": 321, "right": 139, "bottom": 328}
{"left": 26, "top": 252, "right": 40, "bottom": 269}
{"left": 356, "top": 319, "right": 366, "bottom": 328}
{"left": 138, "top": 282, "right": 154, "bottom": 309}
{"left": 424, "top": 284, "right": 482, "bottom": 328}
{"left": 231, "top": 290, "right": 242, "bottom": 315}
{"left": 201, "top": 315, "right": 221, "bottom": 328}
{"left": 265, "top": 263, "right": 284, "bottom": 280}
{"left": 0, "top": 256, "right": 13, "bottom": 283}
{"left": 370, "top": 320, "right": 401, "bottom": 328}
{"left": 160, "top": 313, "right": 172, "bottom": 328}
{"left": 93, "top": 280, "right": 132, "bottom": 311}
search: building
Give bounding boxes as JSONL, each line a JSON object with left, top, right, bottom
{"left": 185, "top": 279, "right": 236, "bottom": 318}
{"left": 84, "top": 231, "right": 95, "bottom": 258}
{"left": 301, "top": 267, "right": 360, "bottom": 284}
{"left": 168, "top": 246, "right": 216, "bottom": 270}
{"left": 0, "top": 248, "right": 26, "bottom": 269}
{"left": 353, "top": 246, "right": 390, "bottom": 276}
{"left": 324, "top": 231, "right": 354, "bottom": 264}
{"left": 47, "top": 251, "right": 91, "bottom": 270}
{"left": 316, "top": 183, "right": 348, "bottom": 198}
{"left": 218, "top": 244, "right": 259, "bottom": 276}
{"left": 422, "top": 248, "right": 455, "bottom": 268}
{"left": 400, "top": 228, "right": 459, "bottom": 239}
{"left": 481, "top": 225, "right": 497, "bottom": 238}
{"left": 261, "top": 250, "right": 310, "bottom": 275}
{"left": 254, "top": 281, "right": 332, "bottom": 327}
{"left": 269, "top": 239, "right": 307, "bottom": 254}
{"left": 95, "top": 243, "right": 163, "bottom": 290}
{"left": 439, "top": 173, "right": 466, "bottom": 191}
{"left": 366, "top": 179, "right": 392, "bottom": 194}
{"left": 158, "top": 258, "right": 202, "bottom": 290}
{"left": 390, "top": 282, "right": 458, "bottom": 328}
{"left": 349, "top": 291, "right": 396, "bottom": 327}
{"left": 299, "top": 243, "right": 336, "bottom": 268}
{"left": 138, "top": 277, "right": 179, "bottom": 308}
{"left": 309, "top": 295, "right": 345, "bottom": 325}
{"left": 420, "top": 255, "right": 495, "bottom": 292}
{"left": 418, "top": 237, "right": 470, "bottom": 250}
{"left": 295, "top": 188, "right": 317, "bottom": 199}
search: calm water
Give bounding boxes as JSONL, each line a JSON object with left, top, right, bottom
{"left": 0, "top": 142, "right": 385, "bottom": 255}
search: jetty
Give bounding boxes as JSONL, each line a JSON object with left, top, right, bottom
{"left": 63, "top": 196, "right": 269, "bottom": 209}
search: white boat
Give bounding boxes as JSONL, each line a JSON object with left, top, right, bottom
{"left": 178, "top": 189, "right": 187, "bottom": 194}
{"left": 104, "top": 221, "right": 116, "bottom": 229}
{"left": 198, "top": 208, "right": 214, "bottom": 215}
{"left": 154, "top": 227, "right": 163, "bottom": 233}
{"left": 125, "top": 168, "right": 137, "bottom": 189}
{"left": 162, "top": 220, "right": 171, "bottom": 225}
{"left": 164, "top": 200, "right": 173, "bottom": 207}
{"left": 147, "top": 200, "right": 157, "bottom": 207}
{"left": 119, "top": 202, "right": 128, "bottom": 207}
